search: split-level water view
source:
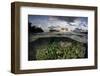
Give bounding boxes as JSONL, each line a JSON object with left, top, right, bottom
{"left": 28, "top": 15, "right": 88, "bottom": 61}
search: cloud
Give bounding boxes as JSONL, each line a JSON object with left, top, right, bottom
{"left": 29, "top": 15, "right": 88, "bottom": 32}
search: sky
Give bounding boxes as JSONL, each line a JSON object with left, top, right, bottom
{"left": 28, "top": 15, "right": 88, "bottom": 32}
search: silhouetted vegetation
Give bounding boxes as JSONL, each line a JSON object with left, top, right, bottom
{"left": 28, "top": 22, "right": 44, "bottom": 33}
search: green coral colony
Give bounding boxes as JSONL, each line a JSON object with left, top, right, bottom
{"left": 36, "top": 39, "right": 86, "bottom": 60}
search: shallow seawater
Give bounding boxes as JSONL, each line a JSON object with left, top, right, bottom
{"left": 28, "top": 37, "right": 88, "bottom": 61}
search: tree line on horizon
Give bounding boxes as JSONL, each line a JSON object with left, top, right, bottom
{"left": 28, "top": 22, "right": 44, "bottom": 33}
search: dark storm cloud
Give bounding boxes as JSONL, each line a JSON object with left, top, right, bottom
{"left": 28, "top": 15, "right": 88, "bottom": 32}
